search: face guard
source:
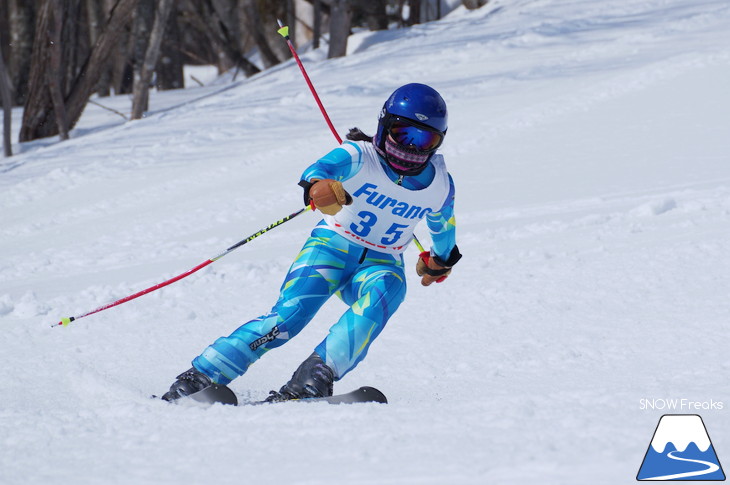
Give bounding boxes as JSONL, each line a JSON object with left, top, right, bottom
{"left": 379, "top": 115, "right": 446, "bottom": 176}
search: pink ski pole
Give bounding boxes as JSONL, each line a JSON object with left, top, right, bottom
{"left": 277, "top": 20, "right": 342, "bottom": 144}
{"left": 55, "top": 206, "right": 310, "bottom": 327}
{"left": 275, "top": 21, "right": 426, "bottom": 253}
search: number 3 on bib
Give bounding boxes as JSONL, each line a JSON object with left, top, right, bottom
{"left": 349, "top": 211, "right": 410, "bottom": 246}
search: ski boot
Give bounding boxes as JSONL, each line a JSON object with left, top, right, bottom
{"left": 265, "top": 352, "right": 335, "bottom": 402}
{"left": 161, "top": 367, "right": 213, "bottom": 402}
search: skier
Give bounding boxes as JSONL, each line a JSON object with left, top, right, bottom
{"left": 161, "top": 83, "right": 461, "bottom": 403}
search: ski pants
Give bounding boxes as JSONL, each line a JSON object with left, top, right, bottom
{"left": 192, "top": 224, "right": 407, "bottom": 385}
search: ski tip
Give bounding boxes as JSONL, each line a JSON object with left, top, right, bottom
{"left": 188, "top": 384, "right": 239, "bottom": 406}
{"left": 153, "top": 385, "right": 238, "bottom": 406}
{"left": 358, "top": 386, "right": 388, "bottom": 404}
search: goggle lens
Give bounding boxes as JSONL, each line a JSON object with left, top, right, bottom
{"left": 389, "top": 120, "right": 443, "bottom": 152}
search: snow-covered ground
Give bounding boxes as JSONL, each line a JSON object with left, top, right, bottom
{"left": 2, "top": 0, "right": 729, "bottom": 483}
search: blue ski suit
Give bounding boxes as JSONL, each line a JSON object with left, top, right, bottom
{"left": 193, "top": 140, "right": 457, "bottom": 384}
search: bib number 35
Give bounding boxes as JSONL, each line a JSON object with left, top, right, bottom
{"left": 349, "top": 211, "right": 409, "bottom": 246}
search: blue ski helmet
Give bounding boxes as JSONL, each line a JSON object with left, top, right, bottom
{"left": 374, "top": 83, "right": 448, "bottom": 175}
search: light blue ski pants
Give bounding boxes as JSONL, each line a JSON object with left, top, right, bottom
{"left": 192, "top": 225, "right": 407, "bottom": 385}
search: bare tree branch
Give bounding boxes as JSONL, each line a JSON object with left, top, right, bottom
{"left": 88, "top": 99, "right": 128, "bottom": 120}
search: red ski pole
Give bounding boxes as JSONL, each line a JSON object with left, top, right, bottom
{"left": 275, "top": 21, "right": 427, "bottom": 253}
{"left": 277, "top": 20, "right": 342, "bottom": 144}
{"left": 54, "top": 206, "right": 310, "bottom": 328}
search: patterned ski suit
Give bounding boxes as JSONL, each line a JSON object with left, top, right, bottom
{"left": 193, "top": 140, "right": 457, "bottom": 384}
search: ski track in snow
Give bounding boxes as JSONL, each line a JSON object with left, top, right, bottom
{"left": 1, "top": 0, "right": 730, "bottom": 484}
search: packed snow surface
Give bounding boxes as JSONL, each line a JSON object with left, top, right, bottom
{"left": 2, "top": 0, "right": 729, "bottom": 483}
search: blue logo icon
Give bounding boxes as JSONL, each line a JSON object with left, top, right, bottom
{"left": 637, "top": 414, "right": 725, "bottom": 481}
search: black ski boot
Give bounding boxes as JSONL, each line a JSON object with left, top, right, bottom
{"left": 161, "top": 367, "right": 213, "bottom": 402}
{"left": 265, "top": 352, "right": 335, "bottom": 402}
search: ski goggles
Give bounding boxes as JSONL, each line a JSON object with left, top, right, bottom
{"left": 387, "top": 118, "right": 445, "bottom": 152}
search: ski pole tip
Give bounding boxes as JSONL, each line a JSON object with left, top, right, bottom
{"left": 56, "top": 317, "right": 73, "bottom": 328}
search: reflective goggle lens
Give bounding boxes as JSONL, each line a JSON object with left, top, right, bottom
{"left": 389, "top": 121, "right": 443, "bottom": 152}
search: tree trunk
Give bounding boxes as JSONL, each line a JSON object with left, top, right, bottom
{"left": 313, "top": 0, "right": 321, "bottom": 50}
{"left": 61, "top": 0, "right": 83, "bottom": 95}
{"left": 328, "top": 0, "right": 351, "bottom": 59}
{"left": 105, "top": 0, "right": 134, "bottom": 95}
{"left": 286, "top": 0, "right": 296, "bottom": 47}
{"left": 0, "top": 49, "right": 13, "bottom": 156}
{"left": 241, "top": 0, "right": 281, "bottom": 69}
{"left": 131, "top": 0, "right": 174, "bottom": 119}
{"left": 353, "top": 0, "right": 387, "bottom": 31}
{"left": 462, "top": 0, "right": 489, "bottom": 9}
{"left": 7, "top": 0, "right": 36, "bottom": 106}
{"left": 130, "top": 0, "right": 154, "bottom": 114}
{"left": 20, "top": 0, "right": 58, "bottom": 141}
{"left": 406, "top": 0, "right": 421, "bottom": 26}
{"left": 0, "top": 2, "right": 8, "bottom": 55}
{"left": 86, "top": 0, "right": 112, "bottom": 96}
{"left": 47, "top": 0, "right": 70, "bottom": 140}
{"left": 211, "top": 0, "right": 239, "bottom": 48}
{"left": 156, "top": 2, "right": 183, "bottom": 90}
{"left": 21, "top": 0, "right": 139, "bottom": 142}
{"left": 66, "top": 0, "right": 139, "bottom": 126}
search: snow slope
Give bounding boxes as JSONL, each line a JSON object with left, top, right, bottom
{"left": 2, "top": 0, "right": 730, "bottom": 483}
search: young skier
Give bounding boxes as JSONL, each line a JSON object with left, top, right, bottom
{"left": 162, "top": 83, "right": 461, "bottom": 402}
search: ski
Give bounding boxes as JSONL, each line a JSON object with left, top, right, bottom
{"left": 261, "top": 386, "right": 388, "bottom": 406}
{"left": 175, "top": 385, "right": 387, "bottom": 406}
{"left": 187, "top": 383, "right": 239, "bottom": 406}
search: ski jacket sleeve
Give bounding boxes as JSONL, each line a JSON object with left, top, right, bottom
{"left": 425, "top": 173, "right": 457, "bottom": 262}
{"left": 301, "top": 141, "right": 363, "bottom": 183}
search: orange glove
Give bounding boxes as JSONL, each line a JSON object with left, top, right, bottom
{"left": 416, "top": 251, "right": 451, "bottom": 286}
{"left": 307, "top": 179, "right": 352, "bottom": 216}
{"left": 416, "top": 247, "right": 462, "bottom": 286}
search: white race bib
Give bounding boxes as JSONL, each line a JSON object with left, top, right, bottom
{"left": 324, "top": 142, "right": 450, "bottom": 254}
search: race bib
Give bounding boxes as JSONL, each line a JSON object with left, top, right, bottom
{"left": 325, "top": 142, "right": 449, "bottom": 254}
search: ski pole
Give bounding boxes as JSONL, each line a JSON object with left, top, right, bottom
{"left": 54, "top": 206, "right": 311, "bottom": 328}
{"left": 276, "top": 20, "right": 342, "bottom": 144}
{"left": 412, "top": 236, "right": 425, "bottom": 252}
{"left": 276, "top": 21, "right": 427, "bottom": 253}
